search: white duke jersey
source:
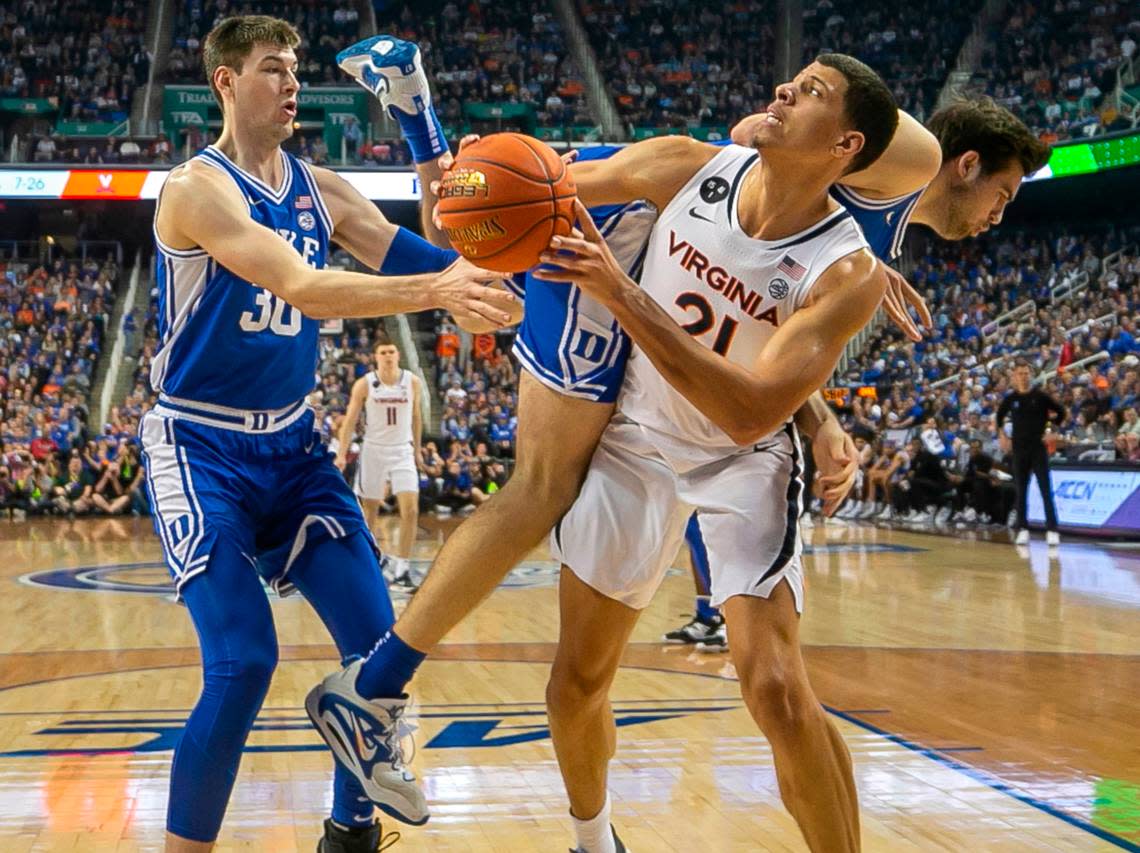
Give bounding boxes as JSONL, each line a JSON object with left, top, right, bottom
{"left": 362, "top": 369, "right": 415, "bottom": 446}
{"left": 620, "top": 144, "right": 869, "bottom": 469}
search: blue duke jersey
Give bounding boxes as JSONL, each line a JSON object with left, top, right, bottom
{"left": 514, "top": 141, "right": 924, "bottom": 402}
{"left": 143, "top": 145, "right": 370, "bottom": 596}
{"left": 151, "top": 145, "right": 333, "bottom": 414}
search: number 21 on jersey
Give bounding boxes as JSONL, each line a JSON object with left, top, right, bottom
{"left": 675, "top": 292, "right": 738, "bottom": 355}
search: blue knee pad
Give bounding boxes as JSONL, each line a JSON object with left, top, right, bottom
{"left": 168, "top": 540, "right": 280, "bottom": 842}
{"left": 288, "top": 530, "right": 396, "bottom": 827}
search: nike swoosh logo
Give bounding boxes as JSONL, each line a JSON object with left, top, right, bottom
{"left": 688, "top": 207, "right": 715, "bottom": 223}
{"left": 249, "top": 197, "right": 264, "bottom": 206}
{"left": 339, "top": 705, "right": 379, "bottom": 762}
{"left": 886, "top": 211, "right": 896, "bottom": 225}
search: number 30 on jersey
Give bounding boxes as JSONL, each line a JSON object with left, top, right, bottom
{"left": 240, "top": 288, "right": 302, "bottom": 336}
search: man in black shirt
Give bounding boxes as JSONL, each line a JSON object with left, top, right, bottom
{"left": 996, "top": 362, "right": 1066, "bottom": 545}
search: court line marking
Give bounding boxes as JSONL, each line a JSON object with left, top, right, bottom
{"left": 827, "top": 708, "right": 1140, "bottom": 853}
{"left": 0, "top": 657, "right": 1134, "bottom": 850}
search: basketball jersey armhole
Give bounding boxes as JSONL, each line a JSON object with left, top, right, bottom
{"left": 153, "top": 166, "right": 221, "bottom": 258}
{"left": 660, "top": 144, "right": 756, "bottom": 222}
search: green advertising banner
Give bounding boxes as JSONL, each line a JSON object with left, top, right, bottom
{"left": 462, "top": 102, "right": 536, "bottom": 134}
{"left": 0, "top": 98, "right": 56, "bottom": 115}
{"left": 163, "top": 86, "right": 368, "bottom": 130}
{"left": 55, "top": 121, "right": 128, "bottom": 137}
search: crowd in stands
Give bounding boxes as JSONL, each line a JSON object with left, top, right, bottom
{"left": 428, "top": 318, "right": 517, "bottom": 512}
{"left": 167, "top": 0, "right": 360, "bottom": 85}
{"left": 802, "top": 0, "right": 982, "bottom": 123}
{"left": 0, "top": 0, "right": 149, "bottom": 122}
{"left": 0, "top": 252, "right": 144, "bottom": 519}
{"left": 826, "top": 226, "right": 1140, "bottom": 525}
{"left": 28, "top": 131, "right": 174, "bottom": 164}
{"left": 971, "top": 0, "right": 1138, "bottom": 142}
{"left": 374, "top": 0, "right": 590, "bottom": 131}
{"left": 580, "top": 0, "right": 774, "bottom": 131}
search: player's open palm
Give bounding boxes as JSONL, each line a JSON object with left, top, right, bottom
{"left": 434, "top": 257, "right": 516, "bottom": 329}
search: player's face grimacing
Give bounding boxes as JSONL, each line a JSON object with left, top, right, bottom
{"left": 226, "top": 43, "right": 300, "bottom": 141}
{"left": 374, "top": 344, "right": 400, "bottom": 371}
{"left": 934, "top": 155, "right": 1024, "bottom": 240}
{"left": 730, "top": 62, "right": 852, "bottom": 159}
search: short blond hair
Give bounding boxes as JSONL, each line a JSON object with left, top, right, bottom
{"left": 203, "top": 15, "right": 300, "bottom": 107}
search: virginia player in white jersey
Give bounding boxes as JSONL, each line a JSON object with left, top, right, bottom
{"left": 336, "top": 335, "right": 423, "bottom": 588}
{"left": 513, "top": 56, "right": 898, "bottom": 853}
{"left": 144, "top": 15, "right": 516, "bottom": 853}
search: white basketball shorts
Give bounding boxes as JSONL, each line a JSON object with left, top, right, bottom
{"left": 550, "top": 417, "right": 805, "bottom": 611}
{"left": 355, "top": 442, "right": 419, "bottom": 499}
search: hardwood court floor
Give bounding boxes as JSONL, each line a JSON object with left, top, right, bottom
{"left": 0, "top": 514, "right": 1137, "bottom": 851}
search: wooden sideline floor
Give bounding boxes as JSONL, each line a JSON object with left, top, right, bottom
{"left": 0, "top": 515, "right": 1137, "bottom": 851}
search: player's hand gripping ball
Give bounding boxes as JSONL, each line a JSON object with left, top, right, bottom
{"left": 437, "top": 133, "right": 577, "bottom": 274}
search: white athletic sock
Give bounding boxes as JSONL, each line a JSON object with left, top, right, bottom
{"left": 572, "top": 794, "right": 615, "bottom": 853}
{"left": 394, "top": 556, "right": 410, "bottom": 576}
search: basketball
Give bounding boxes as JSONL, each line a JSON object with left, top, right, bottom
{"left": 437, "top": 133, "right": 577, "bottom": 273}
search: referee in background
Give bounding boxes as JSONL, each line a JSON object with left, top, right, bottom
{"left": 997, "top": 361, "right": 1066, "bottom": 546}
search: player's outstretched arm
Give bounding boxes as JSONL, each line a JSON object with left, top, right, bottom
{"left": 569, "top": 135, "right": 718, "bottom": 210}
{"left": 534, "top": 201, "right": 886, "bottom": 444}
{"left": 838, "top": 110, "right": 941, "bottom": 200}
{"left": 156, "top": 162, "right": 515, "bottom": 326}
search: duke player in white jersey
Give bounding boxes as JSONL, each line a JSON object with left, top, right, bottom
{"left": 336, "top": 335, "right": 423, "bottom": 587}
{"left": 145, "top": 16, "right": 515, "bottom": 853}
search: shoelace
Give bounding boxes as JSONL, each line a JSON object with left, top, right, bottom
{"left": 378, "top": 828, "right": 401, "bottom": 851}
{"left": 384, "top": 701, "right": 417, "bottom": 770}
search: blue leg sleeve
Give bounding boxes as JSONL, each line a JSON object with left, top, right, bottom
{"left": 167, "top": 540, "right": 279, "bottom": 842}
{"left": 288, "top": 530, "right": 396, "bottom": 827}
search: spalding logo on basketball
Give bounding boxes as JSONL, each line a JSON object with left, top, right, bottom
{"left": 437, "top": 133, "right": 577, "bottom": 273}
{"left": 700, "top": 176, "right": 730, "bottom": 204}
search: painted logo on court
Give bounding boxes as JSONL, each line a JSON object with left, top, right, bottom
{"left": 18, "top": 559, "right": 630, "bottom": 596}
{"left": 0, "top": 699, "right": 741, "bottom": 758}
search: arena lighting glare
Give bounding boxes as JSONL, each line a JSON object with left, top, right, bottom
{"left": 0, "top": 129, "right": 1137, "bottom": 199}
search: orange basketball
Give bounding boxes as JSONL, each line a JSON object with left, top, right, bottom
{"left": 437, "top": 133, "right": 577, "bottom": 274}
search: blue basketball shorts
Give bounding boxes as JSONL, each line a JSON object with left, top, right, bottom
{"left": 512, "top": 201, "right": 657, "bottom": 403}
{"left": 140, "top": 398, "right": 374, "bottom": 596}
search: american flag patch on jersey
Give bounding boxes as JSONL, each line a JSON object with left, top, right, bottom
{"left": 295, "top": 195, "right": 313, "bottom": 209}
{"left": 777, "top": 255, "right": 806, "bottom": 281}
